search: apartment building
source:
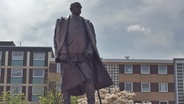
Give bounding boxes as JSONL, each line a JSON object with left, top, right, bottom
{"left": 48, "top": 58, "right": 61, "bottom": 91}
{"left": 1, "top": 41, "right": 181, "bottom": 104}
{"left": 174, "top": 58, "right": 184, "bottom": 104}
{"left": 103, "top": 59, "right": 175, "bottom": 104}
{"left": 48, "top": 58, "right": 176, "bottom": 104}
{"left": 104, "top": 64, "right": 119, "bottom": 88}
{"left": 0, "top": 41, "right": 54, "bottom": 102}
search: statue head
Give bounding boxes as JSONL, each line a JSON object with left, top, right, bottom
{"left": 70, "top": 2, "right": 82, "bottom": 16}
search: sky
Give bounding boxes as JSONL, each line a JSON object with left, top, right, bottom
{"left": 0, "top": 0, "right": 184, "bottom": 59}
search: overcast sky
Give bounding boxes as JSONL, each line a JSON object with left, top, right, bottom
{"left": 0, "top": 0, "right": 184, "bottom": 59}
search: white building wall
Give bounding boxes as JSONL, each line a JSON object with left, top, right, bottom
{"left": 105, "top": 64, "right": 119, "bottom": 88}
{"left": 174, "top": 59, "right": 184, "bottom": 104}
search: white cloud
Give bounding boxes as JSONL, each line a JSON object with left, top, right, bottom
{"left": 169, "top": 52, "right": 184, "bottom": 59}
{"left": 0, "top": 0, "right": 184, "bottom": 59}
{"left": 127, "top": 24, "right": 173, "bottom": 47}
{"left": 127, "top": 24, "right": 150, "bottom": 34}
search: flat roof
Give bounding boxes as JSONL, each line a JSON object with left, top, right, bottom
{"left": 49, "top": 58, "right": 173, "bottom": 64}
{"left": 102, "top": 59, "right": 173, "bottom": 64}
{"left": 0, "top": 46, "right": 53, "bottom": 51}
{"left": 0, "top": 41, "right": 15, "bottom": 46}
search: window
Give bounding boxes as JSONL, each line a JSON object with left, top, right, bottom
{"left": 33, "top": 52, "right": 45, "bottom": 66}
{"left": 56, "top": 63, "right": 61, "bottom": 73}
{"left": 124, "top": 64, "right": 132, "bottom": 74}
{"left": 12, "top": 51, "right": 23, "bottom": 60}
{"left": 32, "top": 86, "right": 44, "bottom": 95}
{"left": 159, "top": 83, "right": 168, "bottom": 92}
{"left": 125, "top": 82, "right": 133, "bottom": 92}
{"left": 141, "top": 82, "right": 150, "bottom": 92}
{"left": 177, "top": 63, "right": 183, "bottom": 69}
{"left": 12, "top": 51, "right": 23, "bottom": 66}
{"left": 33, "top": 69, "right": 44, "bottom": 77}
{"left": 141, "top": 65, "right": 150, "bottom": 74}
{"left": 11, "top": 69, "right": 22, "bottom": 77}
{"left": 56, "top": 82, "right": 61, "bottom": 91}
{"left": 0, "top": 51, "right": 2, "bottom": 65}
{"left": 159, "top": 101, "right": 168, "bottom": 104}
{"left": 33, "top": 52, "right": 45, "bottom": 60}
{"left": 10, "top": 86, "right": 22, "bottom": 94}
{"left": 158, "top": 65, "right": 167, "bottom": 74}
{"left": 0, "top": 51, "right": 2, "bottom": 60}
{"left": 0, "top": 68, "right": 1, "bottom": 77}
{"left": 142, "top": 101, "right": 152, "bottom": 103}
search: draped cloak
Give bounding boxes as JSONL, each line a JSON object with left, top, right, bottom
{"left": 53, "top": 16, "right": 113, "bottom": 96}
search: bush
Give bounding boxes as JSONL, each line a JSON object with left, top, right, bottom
{"left": 77, "top": 88, "right": 135, "bottom": 104}
{"left": 39, "top": 90, "right": 78, "bottom": 104}
{"left": 39, "top": 90, "right": 63, "bottom": 104}
{"left": 0, "top": 91, "right": 26, "bottom": 104}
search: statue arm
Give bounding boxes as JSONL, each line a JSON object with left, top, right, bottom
{"left": 54, "top": 18, "right": 65, "bottom": 61}
{"left": 86, "top": 21, "right": 98, "bottom": 58}
{"left": 54, "top": 19, "right": 60, "bottom": 56}
{"left": 54, "top": 17, "right": 68, "bottom": 62}
{"left": 54, "top": 17, "right": 65, "bottom": 50}
{"left": 88, "top": 21, "right": 97, "bottom": 45}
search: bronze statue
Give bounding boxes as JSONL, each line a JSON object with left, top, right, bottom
{"left": 54, "top": 2, "right": 113, "bottom": 104}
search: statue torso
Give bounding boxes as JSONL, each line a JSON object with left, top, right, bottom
{"left": 67, "top": 16, "right": 88, "bottom": 61}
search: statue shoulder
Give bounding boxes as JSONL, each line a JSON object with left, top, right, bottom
{"left": 86, "top": 19, "right": 94, "bottom": 27}
{"left": 84, "top": 18, "right": 91, "bottom": 23}
{"left": 56, "top": 16, "right": 69, "bottom": 23}
{"left": 82, "top": 17, "right": 93, "bottom": 26}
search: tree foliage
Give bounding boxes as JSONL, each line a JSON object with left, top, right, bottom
{"left": 77, "top": 88, "right": 136, "bottom": 104}
{"left": 39, "top": 89, "right": 78, "bottom": 104}
{"left": 0, "top": 91, "right": 26, "bottom": 104}
{"left": 39, "top": 90, "right": 63, "bottom": 104}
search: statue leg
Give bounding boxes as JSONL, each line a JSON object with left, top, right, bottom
{"left": 62, "top": 90, "right": 71, "bottom": 104}
{"left": 85, "top": 80, "right": 95, "bottom": 104}
{"left": 78, "top": 60, "right": 95, "bottom": 103}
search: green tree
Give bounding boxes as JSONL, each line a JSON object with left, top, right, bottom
{"left": 77, "top": 88, "right": 136, "bottom": 104}
{"left": 71, "top": 96, "right": 78, "bottom": 104}
{"left": 0, "top": 91, "right": 26, "bottom": 104}
{"left": 39, "top": 89, "right": 78, "bottom": 104}
{"left": 39, "top": 89, "right": 63, "bottom": 104}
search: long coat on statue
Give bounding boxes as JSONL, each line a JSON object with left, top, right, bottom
{"left": 54, "top": 16, "right": 113, "bottom": 96}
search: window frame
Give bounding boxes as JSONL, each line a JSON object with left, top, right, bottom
{"left": 159, "top": 101, "right": 168, "bottom": 104}
{"left": 0, "top": 51, "right": 2, "bottom": 60}
{"left": 33, "top": 52, "right": 45, "bottom": 60}
{"left": 124, "top": 64, "right": 133, "bottom": 74}
{"left": 141, "top": 65, "right": 150, "bottom": 74}
{"left": 125, "top": 82, "right": 133, "bottom": 92}
{"left": 11, "top": 68, "right": 23, "bottom": 77}
{"left": 12, "top": 51, "right": 23, "bottom": 60}
{"left": 33, "top": 69, "right": 44, "bottom": 77}
{"left": 10, "top": 86, "right": 22, "bottom": 94}
{"left": 56, "top": 81, "right": 61, "bottom": 91}
{"left": 32, "top": 86, "right": 44, "bottom": 95}
{"left": 141, "top": 82, "right": 150, "bottom": 92}
{"left": 158, "top": 65, "right": 167, "bottom": 74}
{"left": 159, "top": 83, "right": 168, "bottom": 92}
{"left": 56, "top": 63, "right": 61, "bottom": 73}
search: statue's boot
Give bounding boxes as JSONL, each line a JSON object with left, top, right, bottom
{"left": 63, "top": 90, "right": 71, "bottom": 104}
{"left": 86, "top": 81, "right": 95, "bottom": 104}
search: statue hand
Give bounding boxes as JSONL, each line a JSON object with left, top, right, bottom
{"left": 55, "top": 57, "right": 61, "bottom": 63}
{"left": 85, "top": 50, "right": 93, "bottom": 59}
{"left": 55, "top": 54, "right": 68, "bottom": 63}
{"left": 60, "top": 54, "right": 68, "bottom": 62}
